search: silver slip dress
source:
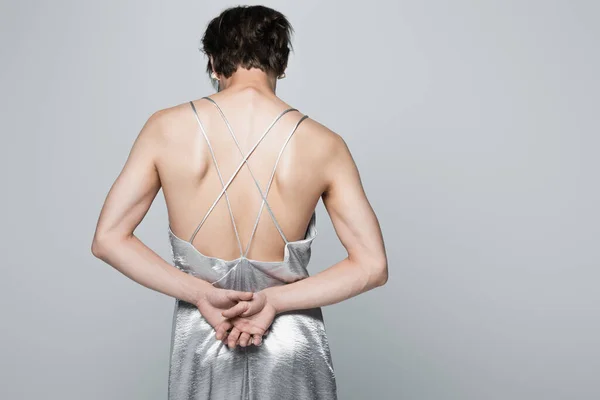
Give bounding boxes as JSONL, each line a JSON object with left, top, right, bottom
{"left": 166, "top": 97, "right": 338, "bottom": 400}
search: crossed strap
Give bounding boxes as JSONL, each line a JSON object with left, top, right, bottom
{"left": 188, "top": 98, "right": 309, "bottom": 260}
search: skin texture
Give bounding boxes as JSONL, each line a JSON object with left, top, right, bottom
{"left": 91, "top": 66, "right": 388, "bottom": 349}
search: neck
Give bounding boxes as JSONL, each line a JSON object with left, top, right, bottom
{"left": 218, "top": 68, "right": 278, "bottom": 95}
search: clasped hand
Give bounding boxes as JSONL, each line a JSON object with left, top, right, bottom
{"left": 196, "top": 287, "right": 277, "bottom": 349}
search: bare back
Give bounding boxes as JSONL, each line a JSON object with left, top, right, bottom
{"left": 156, "top": 90, "right": 336, "bottom": 263}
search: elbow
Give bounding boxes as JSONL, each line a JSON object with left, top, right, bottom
{"left": 91, "top": 236, "right": 105, "bottom": 259}
{"left": 373, "top": 257, "right": 388, "bottom": 287}
{"left": 355, "top": 253, "right": 389, "bottom": 288}
{"left": 91, "top": 232, "right": 113, "bottom": 259}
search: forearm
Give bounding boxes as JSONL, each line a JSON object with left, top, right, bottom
{"left": 265, "top": 257, "right": 387, "bottom": 314}
{"left": 91, "top": 234, "right": 212, "bottom": 305}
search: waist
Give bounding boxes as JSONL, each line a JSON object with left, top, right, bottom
{"left": 176, "top": 258, "right": 309, "bottom": 291}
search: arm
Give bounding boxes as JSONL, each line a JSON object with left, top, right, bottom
{"left": 264, "top": 133, "right": 388, "bottom": 313}
{"left": 216, "top": 132, "right": 388, "bottom": 346}
{"left": 91, "top": 111, "right": 241, "bottom": 307}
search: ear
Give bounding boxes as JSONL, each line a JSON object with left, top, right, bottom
{"left": 209, "top": 55, "right": 216, "bottom": 73}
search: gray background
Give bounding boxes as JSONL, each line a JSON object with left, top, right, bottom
{"left": 1, "top": 1, "right": 598, "bottom": 399}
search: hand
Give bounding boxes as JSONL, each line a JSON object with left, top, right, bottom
{"left": 221, "top": 289, "right": 269, "bottom": 319}
{"left": 195, "top": 287, "right": 254, "bottom": 331}
{"left": 216, "top": 290, "right": 278, "bottom": 349}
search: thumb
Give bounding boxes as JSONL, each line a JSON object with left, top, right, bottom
{"left": 222, "top": 301, "right": 249, "bottom": 318}
{"left": 227, "top": 290, "right": 254, "bottom": 302}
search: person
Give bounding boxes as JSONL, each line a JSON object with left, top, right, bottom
{"left": 91, "top": 5, "right": 388, "bottom": 400}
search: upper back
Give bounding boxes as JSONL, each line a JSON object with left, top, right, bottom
{"left": 154, "top": 88, "right": 339, "bottom": 262}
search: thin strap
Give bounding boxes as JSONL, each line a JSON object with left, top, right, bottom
{"left": 201, "top": 96, "right": 301, "bottom": 252}
{"left": 188, "top": 101, "right": 243, "bottom": 253}
{"left": 243, "top": 114, "right": 309, "bottom": 254}
{"left": 188, "top": 101, "right": 297, "bottom": 248}
{"left": 188, "top": 101, "right": 244, "bottom": 253}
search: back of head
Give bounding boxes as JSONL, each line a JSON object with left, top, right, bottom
{"left": 200, "top": 5, "right": 294, "bottom": 83}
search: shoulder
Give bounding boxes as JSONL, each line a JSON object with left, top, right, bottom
{"left": 141, "top": 101, "right": 194, "bottom": 139}
{"left": 294, "top": 115, "right": 358, "bottom": 194}
{"left": 128, "top": 101, "right": 203, "bottom": 168}
{"left": 295, "top": 115, "right": 351, "bottom": 163}
{"left": 135, "top": 101, "right": 205, "bottom": 154}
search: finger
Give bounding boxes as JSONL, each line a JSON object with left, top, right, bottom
{"left": 222, "top": 301, "right": 250, "bottom": 318}
{"left": 228, "top": 299, "right": 265, "bottom": 319}
{"left": 228, "top": 327, "right": 242, "bottom": 349}
{"left": 229, "top": 316, "right": 267, "bottom": 336}
{"left": 215, "top": 320, "right": 233, "bottom": 341}
{"left": 242, "top": 322, "right": 266, "bottom": 336}
{"left": 226, "top": 290, "right": 254, "bottom": 302}
{"left": 253, "top": 334, "right": 263, "bottom": 346}
{"left": 239, "top": 300, "right": 265, "bottom": 317}
{"left": 239, "top": 332, "right": 251, "bottom": 347}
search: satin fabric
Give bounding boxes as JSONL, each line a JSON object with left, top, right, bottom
{"left": 167, "top": 211, "right": 338, "bottom": 399}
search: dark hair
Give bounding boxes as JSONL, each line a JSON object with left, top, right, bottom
{"left": 200, "top": 5, "right": 294, "bottom": 80}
